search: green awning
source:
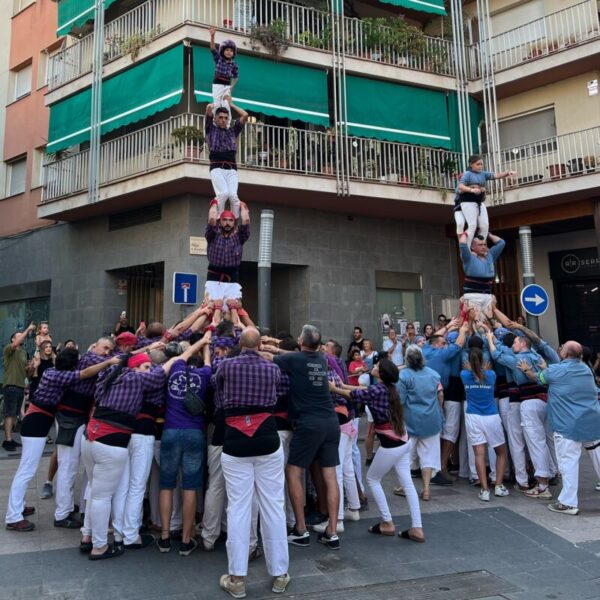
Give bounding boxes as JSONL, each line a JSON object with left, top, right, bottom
{"left": 345, "top": 75, "right": 451, "bottom": 148}
{"left": 57, "top": 0, "right": 118, "bottom": 37}
{"left": 448, "top": 93, "right": 484, "bottom": 155}
{"left": 377, "top": 0, "right": 446, "bottom": 16}
{"left": 48, "top": 45, "right": 184, "bottom": 153}
{"left": 193, "top": 47, "right": 330, "bottom": 126}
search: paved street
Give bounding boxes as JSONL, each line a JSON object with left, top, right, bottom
{"left": 2, "top": 427, "right": 600, "bottom": 600}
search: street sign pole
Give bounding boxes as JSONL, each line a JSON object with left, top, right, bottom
{"left": 518, "top": 226, "right": 539, "bottom": 334}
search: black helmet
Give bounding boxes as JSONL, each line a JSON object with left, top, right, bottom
{"left": 219, "top": 39, "right": 237, "bottom": 57}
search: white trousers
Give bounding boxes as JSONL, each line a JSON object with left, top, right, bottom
{"left": 222, "top": 447, "right": 288, "bottom": 578}
{"left": 80, "top": 437, "right": 129, "bottom": 549}
{"left": 204, "top": 282, "right": 242, "bottom": 305}
{"left": 202, "top": 444, "right": 259, "bottom": 548}
{"left": 149, "top": 440, "right": 182, "bottom": 530}
{"left": 454, "top": 209, "right": 466, "bottom": 236}
{"left": 5, "top": 436, "right": 47, "bottom": 524}
{"left": 336, "top": 430, "right": 361, "bottom": 518}
{"left": 367, "top": 440, "right": 422, "bottom": 527}
{"left": 351, "top": 417, "right": 364, "bottom": 494}
{"left": 554, "top": 434, "right": 581, "bottom": 508}
{"left": 54, "top": 423, "right": 85, "bottom": 520}
{"left": 277, "top": 430, "right": 296, "bottom": 526}
{"left": 411, "top": 433, "right": 441, "bottom": 471}
{"left": 441, "top": 400, "right": 462, "bottom": 443}
{"left": 461, "top": 201, "right": 489, "bottom": 248}
{"left": 210, "top": 168, "right": 240, "bottom": 218}
{"left": 505, "top": 402, "right": 529, "bottom": 487}
{"left": 586, "top": 443, "right": 600, "bottom": 481}
{"left": 112, "top": 433, "right": 155, "bottom": 544}
{"left": 520, "top": 399, "right": 557, "bottom": 479}
{"left": 212, "top": 83, "right": 231, "bottom": 113}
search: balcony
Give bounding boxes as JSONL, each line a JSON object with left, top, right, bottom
{"left": 41, "top": 113, "right": 461, "bottom": 216}
{"left": 47, "top": 0, "right": 455, "bottom": 92}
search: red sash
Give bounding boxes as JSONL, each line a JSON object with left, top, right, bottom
{"left": 57, "top": 403, "right": 86, "bottom": 415}
{"left": 136, "top": 413, "right": 155, "bottom": 421}
{"left": 225, "top": 413, "right": 272, "bottom": 437}
{"left": 374, "top": 422, "right": 409, "bottom": 443}
{"left": 86, "top": 417, "right": 131, "bottom": 442}
{"left": 25, "top": 403, "right": 54, "bottom": 419}
{"left": 334, "top": 405, "right": 349, "bottom": 417}
{"left": 273, "top": 411, "right": 289, "bottom": 420}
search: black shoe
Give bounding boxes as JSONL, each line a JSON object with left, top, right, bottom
{"left": 88, "top": 544, "right": 124, "bottom": 561}
{"left": 79, "top": 541, "right": 93, "bottom": 554}
{"left": 124, "top": 533, "right": 155, "bottom": 549}
{"left": 2, "top": 441, "right": 16, "bottom": 451}
{"left": 54, "top": 517, "right": 82, "bottom": 529}
{"left": 431, "top": 472, "right": 453, "bottom": 486}
{"left": 178, "top": 538, "right": 198, "bottom": 556}
{"left": 287, "top": 527, "right": 310, "bottom": 547}
{"left": 318, "top": 531, "right": 340, "bottom": 550}
{"left": 156, "top": 536, "right": 171, "bottom": 553}
{"left": 358, "top": 498, "right": 369, "bottom": 512}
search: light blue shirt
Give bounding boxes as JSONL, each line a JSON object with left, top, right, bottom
{"left": 540, "top": 359, "right": 600, "bottom": 442}
{"left": 382, "top": 338, "right": 403, "bottom": 366}
{"left": 397, "top": 366, "right": 443, "bottom": 438}
{"left": 492, "top": 346, "right": 542, "bottom": 386}
{"left": 460, "top": 238, "right": 505, "bottom": 279}
{"left": 422, "top": 343, "right": 461, "bottom": 388}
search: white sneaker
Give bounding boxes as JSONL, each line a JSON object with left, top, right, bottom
{"left": 272, "top": 573, "right": 290, "bottom": 594}
{"left": 595, "top": 482, "right": 600, "bottom": 492}
{"left": 478, "top": 489, "right": 491, "bottom": 502}
{"left": 343, "top": 509, "right": 360, "bottom": 522}
{"left": 312, "top": 519, "right": 344, "bottom": 533}
{"left": 494, "top": 484, "right": 510, "bottom": 497}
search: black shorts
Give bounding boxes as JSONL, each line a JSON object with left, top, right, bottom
{"left": 288, "top": 416, "right": 340, "bottom": 469}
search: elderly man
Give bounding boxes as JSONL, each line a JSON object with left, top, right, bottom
{"left": 486, "top": 329, "right": 558, "bottom": 498}
{"left": 205, "top": 97, "right": 248, "bottom": 218}
{"left": 217, "top": 328, "right": 289, "bottom": 598}
{"left": 459, "top": 231, "right": 504, "bottom": 321}
{"left": 53, "top": 336, "right": 116, "bottom": 529}
{"left": 382, "top": 328, "right": 403, "bottom": 368}
{"left": 520, "top": 341, "right": 600, "bottom": 515}
{"left": 272, "top": 325, "right": 341, "bottom": 550}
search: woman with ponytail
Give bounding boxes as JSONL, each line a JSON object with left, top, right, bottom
{"left": 461, "top": 346, "right": 509, "bottom": 502}
{"left": 331, "top": 358, "right": 424, "bottom": 542}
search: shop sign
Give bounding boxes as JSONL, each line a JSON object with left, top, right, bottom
{"left": 549, "top": 247, "right": 600, "bottom": 279}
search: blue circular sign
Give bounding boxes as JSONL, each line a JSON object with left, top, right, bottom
{"left": 520, "top": 284, "right": 549, "bottom": 316}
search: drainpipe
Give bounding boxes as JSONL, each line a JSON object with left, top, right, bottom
{"left": 518, "top": 226, "right": 539, "bottom": 335}
{"left": 258, "top": 210, "right": 274, "bottom": 333}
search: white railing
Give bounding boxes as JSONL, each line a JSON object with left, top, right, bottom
{"left": 42, "top": 113, "right": 462, "bottom": 202}
{"left": 474, "top": 0, "right": 600, "bottom": 76}
{"left": 500, "top": 126, "right": 600, "bottom": 188}
{"left": 48, "top": 0, "right": 453, "bottom": 90}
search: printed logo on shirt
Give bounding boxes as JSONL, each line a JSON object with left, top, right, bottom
{"left": 168, "top": 370, "right": 204, "bottom": 399}
{"left": 306, "top": 362, "right": 327, "bottom": 387}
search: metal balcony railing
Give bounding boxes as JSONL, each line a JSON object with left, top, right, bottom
{"left": 471, "top": 0, "right": 600, "bottom": 77}
{"left": 500, "top": 126, "right": 600, "bottom": 189}
{"left": 47, "top": 0, "right": 454, "bottom": 91}
{"left": 42, "top": 113, "right": 462, "bottom": 202}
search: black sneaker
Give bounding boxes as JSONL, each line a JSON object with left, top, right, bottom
{"left": 287, "top": 527, "right": 310, "bottom": 547}
{"left": 156, "top": 536, "right": 171, "bottom": 553}
{"left": 124, "top": 533, "right": 155, "bottom": 549}
{"left": 178, "top": 538, "right": 198, "bottom": 556}
{"left": 431, "top": 472, "right": 453, "bottom": 486}
{"left": 318, "top": 531, "right": 340, "bottom": 550}
{"left": 54, "top": 517, "right": 82, "bottom": 529}
{"left": 2, "top": 441, "right": 16, "bottom": 452}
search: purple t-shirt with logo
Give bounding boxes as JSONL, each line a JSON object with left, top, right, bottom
{"left": 164, "top": 360, "right": 211, "bottom": 430}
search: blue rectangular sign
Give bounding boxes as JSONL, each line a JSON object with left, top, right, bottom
{"left": 173, "top": 272, "right": 198, "bottom": 305}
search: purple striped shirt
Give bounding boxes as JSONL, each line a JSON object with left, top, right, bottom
{"left": 69, "top": 352, "right": 106, "bottom": 397}
{"left": 327, "top": 368, "right": 347, "bottom": 407}
{"left": 212, "top": 49, "right": 238, "bottom": 82}
{"left": 34, "top": 369, "right": 81, "bottom": 407}
{"left": 95, "top": 365, "right": 165, "bottom": 416}
{"left": 205, "top": 116, "right": 244, "bottom": 154}
{"left": 351, "top": 383, "right": 391, "bottom": 424}
{"left": 205, "top": 223, "right": 249, "bottom": 268}
{"left": 216, "top": 350, "right": 280, "bottom": 411}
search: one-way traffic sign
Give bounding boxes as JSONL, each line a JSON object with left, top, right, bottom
{"left": 520, "top": 283, "right": 549, "bottom": 316}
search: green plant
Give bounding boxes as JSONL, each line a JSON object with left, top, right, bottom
{"left": 297, "top": 30, "right": 322, "bottom": 48}
{"left": 249, "top": 20, "right": 290, "bottom": 57}
{"left": 440, "top": 156, "right": 458, "bottom": 174}
{"left": 120, "top": 26, "right": 162, "bottom": 61}
{"left": 171, "top": 125, "right": 204, "bottom": 144}
{"left": 413, "top": 171, "right": 429, "bottom": 187}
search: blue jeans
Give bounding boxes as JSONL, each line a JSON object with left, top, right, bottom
{"left": 160, "top": 429, "right": 205, "bottom": 490}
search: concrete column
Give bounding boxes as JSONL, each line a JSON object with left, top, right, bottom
{"left": 258, "top": 210, "right": 274, "bottom": 333}
{"left": 518, "top": 226, "right": 539, "bottom": 335}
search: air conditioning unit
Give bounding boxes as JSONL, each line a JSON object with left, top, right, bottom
{"left": 441, "top": 298, "right": 460, "bottom": 318}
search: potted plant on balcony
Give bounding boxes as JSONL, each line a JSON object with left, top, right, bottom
{"left": 584, "top": 155, "right": 597, "bottom": 172}
{"left": 547, "top": 163, "right": 567, "bottom": 180}
{"left": 248, "top": 19, "right": 290, "bottom": 58}
{"left": 527, "top": 41, "right": 545, "bottom": 59}
{"left": 171, "top": 125, "right": 205, "bottom": 159}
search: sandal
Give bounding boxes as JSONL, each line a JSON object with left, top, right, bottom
{"left": 88, "top": 544, "right": 124, "bottom": 561}
{"left": 393, "top": 487, "right": 406, "bottom": 497}
{"left": 399, "top": 530, "right": 426, "bottom": 543}
{"left": 79, "top": 541, "right": 93, "bottom": 554}
{"left": 368, "top": 523, "right": 395, "bottom": 536}
{"left": 420, "top": 489, "right": 430, "bottom": 501}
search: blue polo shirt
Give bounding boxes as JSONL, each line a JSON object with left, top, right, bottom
{"left": 422, "top": 343, "right": 461, "bottom": 388}
{"left": 397, "top": 366, "right": 443, "bottom": 438}
{"left": 461, "top": 369, "right": 497, "bottom": 416}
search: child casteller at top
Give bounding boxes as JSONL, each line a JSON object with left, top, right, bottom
{"left": 453, "top": 154, "right": 516, "bottom": 247}
{"left": 209, "top": 26, "right": 239, "bottom": 117}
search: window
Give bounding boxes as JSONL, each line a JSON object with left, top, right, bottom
{"left": 12, "top": 0, "right": 35, "bottom": 15}
{"left": 499, "top": 107, "right": 556, "bottom": 159}
{"left": 31, "top": 148, "right": 45, "bottom": 189}
{"left": 12, "top": 63, "right": 32, "bottom": 101}
{"left": 5, "top": 156, "right": 27, "bottom": 197}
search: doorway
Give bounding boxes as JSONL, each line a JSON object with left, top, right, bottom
{"left": 113, "top": 262, "right": 165, "bottom": 325}
{"left": 556, "top": 279, "right": 600, "bottom": 351}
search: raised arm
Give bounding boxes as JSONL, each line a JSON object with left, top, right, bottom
{"left": 208, "top": 198, "right": 219, "bottom": 226}
{"left": 11, "top": 323, "right": 35, "bottom": 349}
{"left": 240, "top": 200, "right": 250, "bottom": 226}
{"left": 227, "top": 96, "right": 248, "bottom": 125}
{"left": 79, "top": 356, "right": 120, "bottom": 379}
{"left": 209, "top": 26, "right": 216, "bottom": 51}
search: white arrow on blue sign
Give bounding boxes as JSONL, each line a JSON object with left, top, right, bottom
{"left": 173, "top": 272, "right": 198, "bottom": 305}
{"left": 520, "top": 283, "right": 549, "bottom": 317}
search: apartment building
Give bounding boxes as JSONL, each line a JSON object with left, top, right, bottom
{"left": 0, "top": 0, "right": 598, "bottom": 352}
